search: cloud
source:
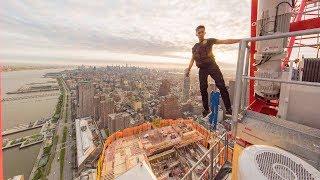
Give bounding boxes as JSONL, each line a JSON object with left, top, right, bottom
{"left": 0, "top": 0, "right": 250, "bottom": 66}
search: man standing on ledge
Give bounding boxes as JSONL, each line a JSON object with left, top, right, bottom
{"left": 185, "top": 25, "right": 240, "bottom": 117}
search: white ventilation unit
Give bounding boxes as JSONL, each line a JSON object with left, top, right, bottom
{"left": 238, "top": 145, "right": 320, "bottom": 180}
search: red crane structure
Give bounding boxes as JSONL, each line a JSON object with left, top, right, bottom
{"left": 248, "top": 0, "right": 320, "bottom": 115}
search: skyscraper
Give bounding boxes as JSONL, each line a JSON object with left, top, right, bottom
{"left": 158, "top": 79, "right": 170, "bottom": 96}
{"left": 100, "top": 98, "right": 115, "bottom": 128}
{"left": 159, "top": 95, "right": 181, "bottom": 119}
{"left": 107, "top": 112, "right": 130, "bottom": 133}
{"left": 76, "top": 81, "right": 94, "bottom": 118}
{"left": 183, "top": 75, "right": 190, "bottom": 102}
{"left": 93, "top": 95, "right": 101, "bottom": 121}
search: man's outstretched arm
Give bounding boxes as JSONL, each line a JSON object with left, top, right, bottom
{"left": 215, "top": 39, "right": 240, "bottom": 44}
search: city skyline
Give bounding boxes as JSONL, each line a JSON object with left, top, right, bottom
{"left": 0, "top": 0, "right": 250, "bottom": 66}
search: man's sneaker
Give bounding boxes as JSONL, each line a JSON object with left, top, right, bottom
{"left": 226, "top": 108, "right": 232, "bottom": 116}
{"left": 202, "top": 110, "right": 210, "bottom": 117}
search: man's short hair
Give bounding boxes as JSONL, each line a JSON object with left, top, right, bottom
{"left": 196, "top": 25, "right": 205, "bottom": 31}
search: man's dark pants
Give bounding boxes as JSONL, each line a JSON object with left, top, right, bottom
{"left": 199, "top": 62, "right": 231, "bottom": 111}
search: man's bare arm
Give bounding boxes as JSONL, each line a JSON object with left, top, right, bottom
{"left": 215, "top": 39, "right": 240, "bottom": 44}
{"left": 185, "top": 58, "right": 194, "bottom": 76}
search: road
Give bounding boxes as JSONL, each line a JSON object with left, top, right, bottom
{"left": 63, "top": 80, "right": 74, "bottom": 180}
{"left": 47, "top": 78, "right": 74, "bottom": 180}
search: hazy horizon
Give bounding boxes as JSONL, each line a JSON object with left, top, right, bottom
{"left": 1, "top": 59, "right": 237, "bottom": 71}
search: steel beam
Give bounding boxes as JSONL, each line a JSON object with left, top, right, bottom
{"left": 285, "top": 0, "right": 307, "bottom": 66}
{"left": 249, "top": 0, "right": 258, "bottom": 104}
{"left": 290, "top": 17, "right": 320, "bottom": 31}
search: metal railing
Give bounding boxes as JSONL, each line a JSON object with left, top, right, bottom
{"left": 231, "top": 28, "right": 320, "bottom": 137}
{"left": 181, "top": 132, "right": 228, "bottom": 180}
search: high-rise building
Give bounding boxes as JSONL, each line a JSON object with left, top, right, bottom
{"left": 183, "top": 76, "right": 190, "bottom": 102}
{"left": 100, "top": 98, "right": 115, "bottom": 128}
{"left": 159, "top": 96, "right": 181, "bottom": 119}
{"left": 107, "top": 112, "right": 130, "bottom": 133}
{"left": 76, "top": 81, "right": 94, "bottom": 118}
{"left": 158, "top": 79, "right": 170, "bottom": 96}
{"left": 75, "top": 117, "right": 102, "bottom": 171}
{"left": 181, "top": 102, "right": 193, "bottom": 113}
{"left": 92, "top": 93, "right": 116, "bottom": 129}
{"left": 93, "top": 95, "right": 101, "bottom": 121}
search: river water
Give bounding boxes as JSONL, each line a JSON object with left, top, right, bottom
{"left": 2, "top": 69, "right": 64, "bottom": 179}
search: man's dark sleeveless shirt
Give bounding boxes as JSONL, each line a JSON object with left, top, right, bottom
{"left": 192, "top": 38, "right": 217, "bottom": 68}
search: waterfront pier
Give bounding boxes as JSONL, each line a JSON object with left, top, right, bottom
{"left": 2, "top": 118, "right": 50, "bottom": 136}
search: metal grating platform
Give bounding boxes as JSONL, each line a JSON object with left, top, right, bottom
{"left": 256, "top": 151, "right": 314, "bottom": 180}
{"left": 236, "top": 110, "right": 320, "bottom": 170}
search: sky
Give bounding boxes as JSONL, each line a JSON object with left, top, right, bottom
{"left": 0, "top": 0, "right": 251, "bottom": 67}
